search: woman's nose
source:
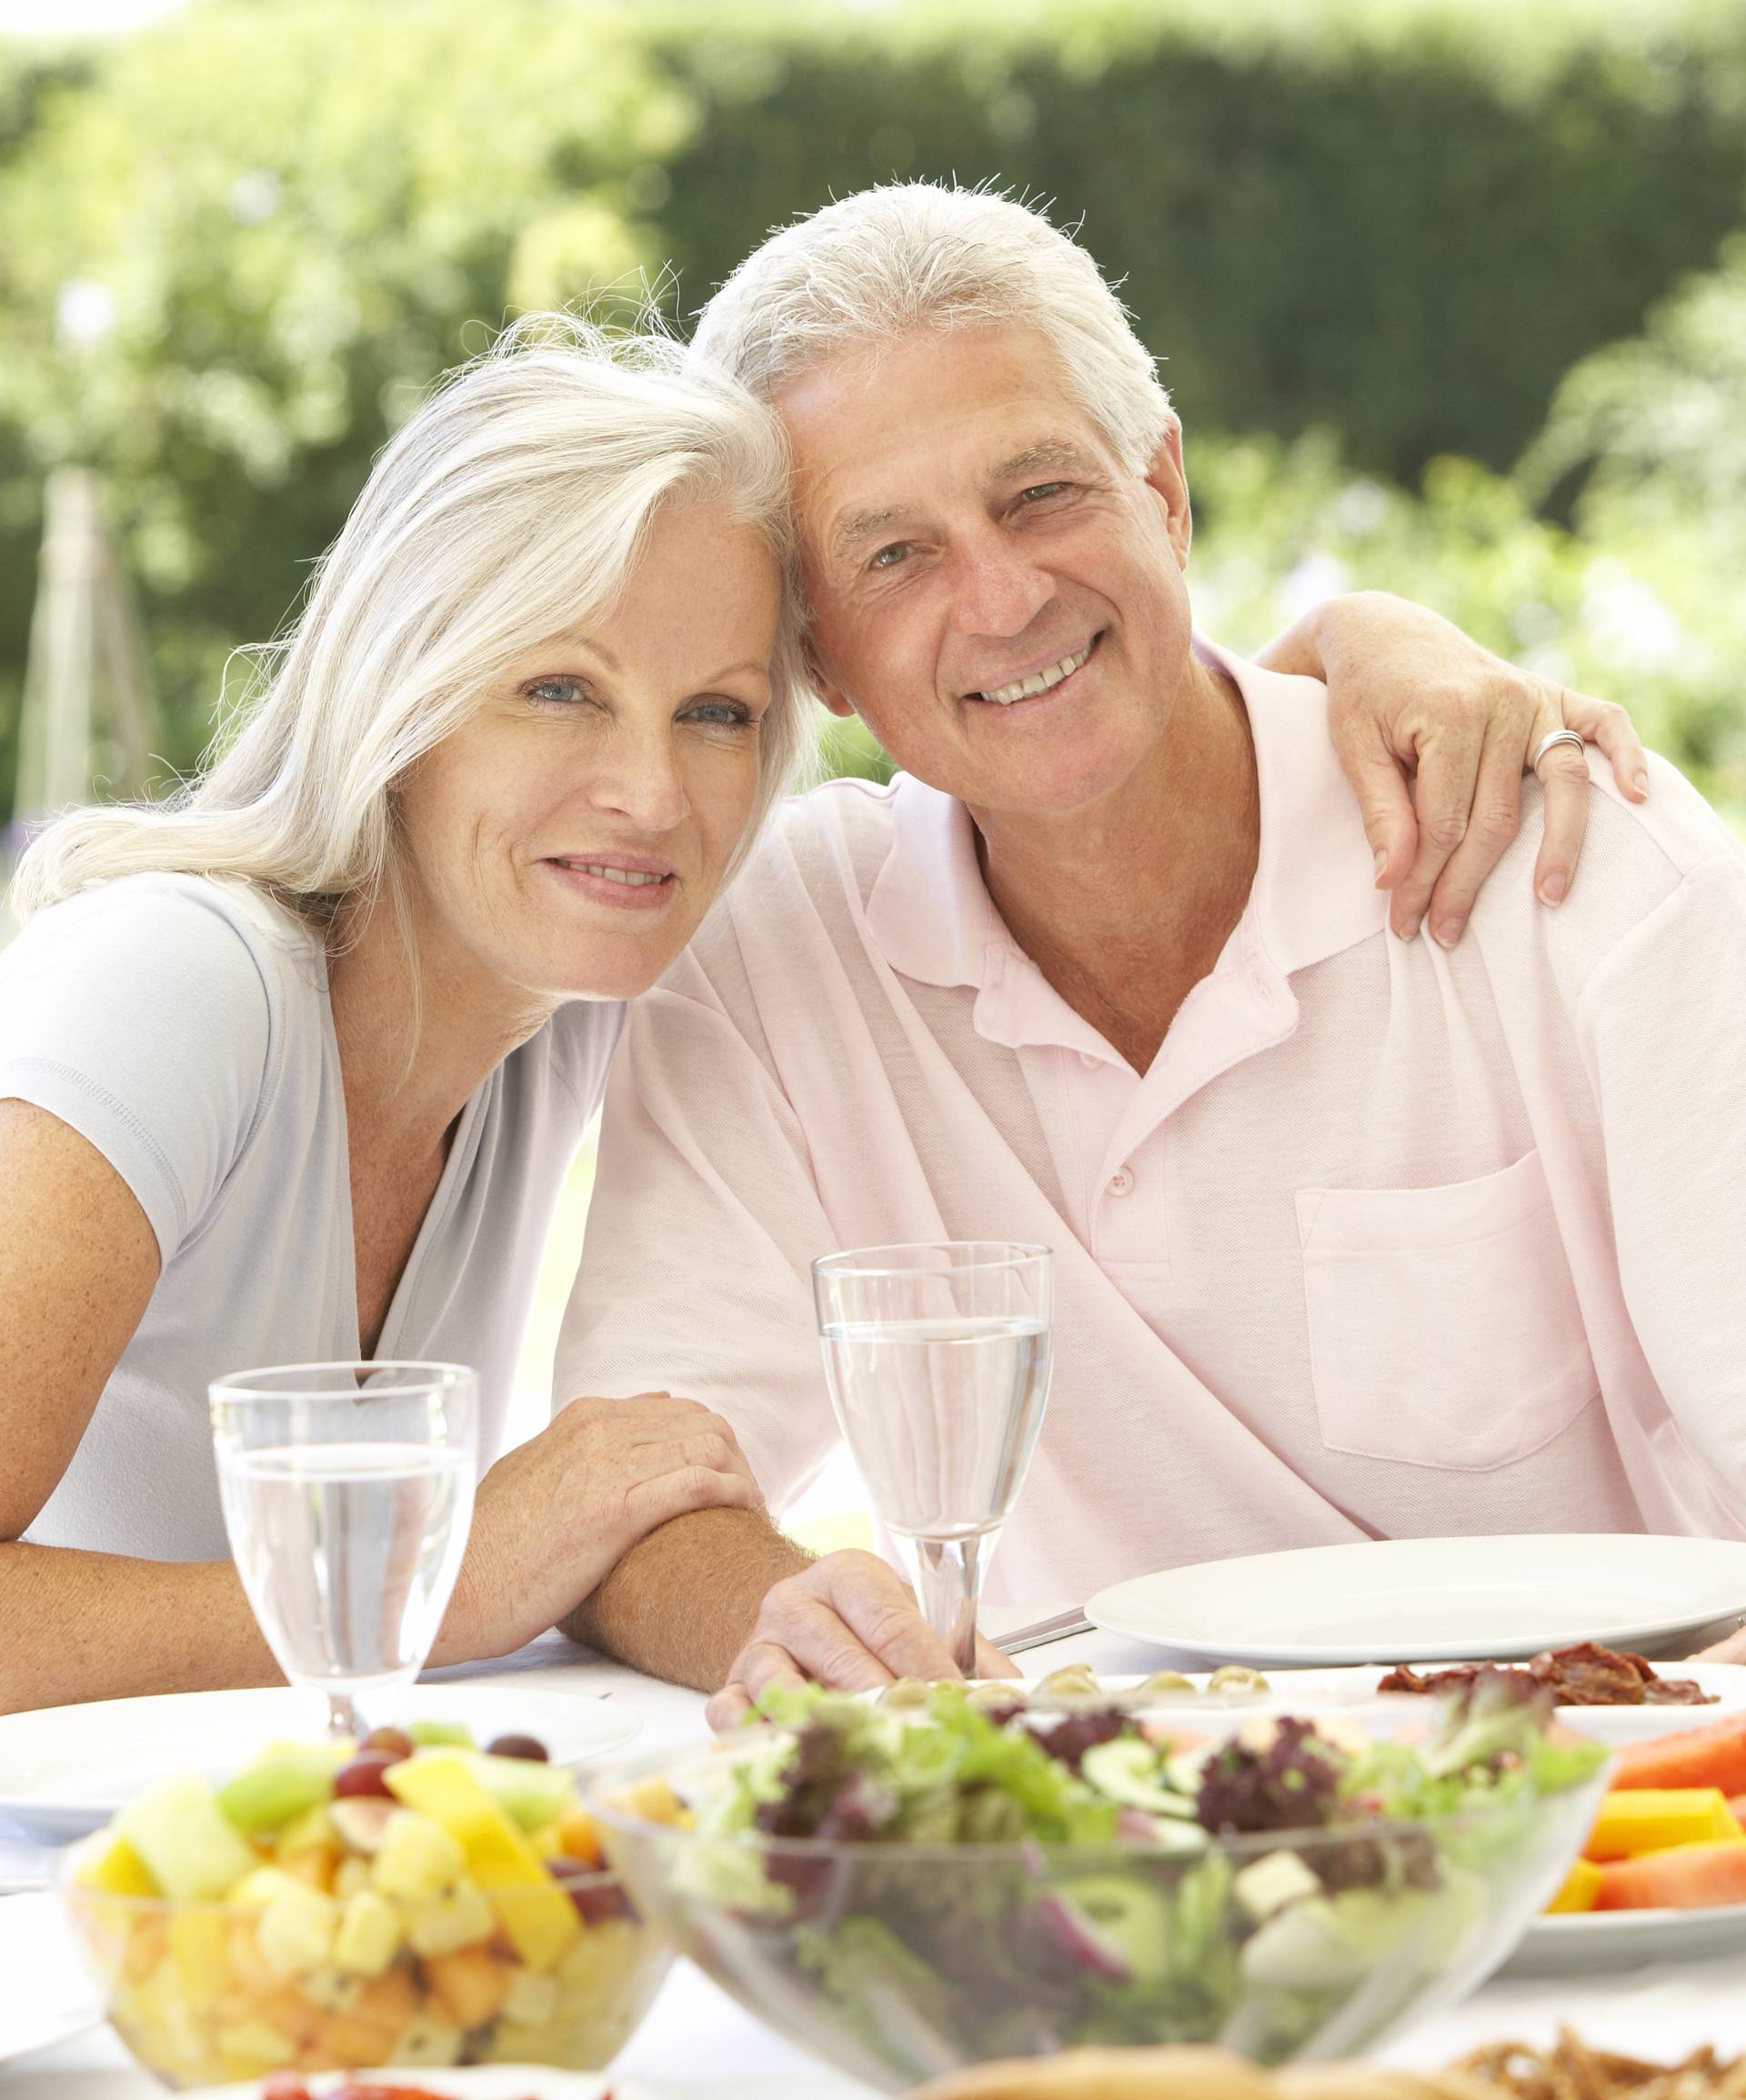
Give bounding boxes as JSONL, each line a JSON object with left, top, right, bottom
{"left": 585, "top": 725, "right": 689, "bottom": 832}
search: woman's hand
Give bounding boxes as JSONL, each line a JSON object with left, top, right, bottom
{"left": 1258, "top": 592, "right": 1650, "bottom": 947}
{"left": 704, "top": 1548, "right": 1018, "bottom": 1731}
{"left": 439, "top": 1392, "right": 765, "bottom": 1663}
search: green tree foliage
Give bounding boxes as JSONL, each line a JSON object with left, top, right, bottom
{"left": 1, "top": 0, "right": 1743, "bottom": 826}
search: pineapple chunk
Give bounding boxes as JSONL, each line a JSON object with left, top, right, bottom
{"left": 166, "top": 1908, "right": 229, "bottom": 2010}
{"left": 333, "top": 1888, "right": 404, "bottom": 1978}
{"left": 502, "top": 1964, "right": 559, "bottom": 2026}
{"left": 73, "top": 1832, "right": 158, "bottom": 1897}
{"left": 256, "top": 1880, "right": 338, "bottom": 1977}
{"left": 335, "top": 1855, "right": 374, "bottom": 1902}
{"left": 231, "top": 1865, "right": 312, "bottom": 1913}
{"left": 371, "top": 1809, "right": 467, "bottom": 1901}
{"left": 404, "top": 1881, "right": 495, "bottom": 1958}
{"left": 557, "top": 1806, "right": 607, "bottom": 1867}
{"left": 214, "top": 2019, "right": 297, "bottom": 2071}
{"left": 386, "top": 1752, "right": 577, "bottom": 1970}
{"left": 391, "top": 2009, "right": 465, "bottom": 2066}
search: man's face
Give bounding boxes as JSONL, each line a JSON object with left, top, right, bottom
{"left": 778, "top": 323, "right": 1197, "bottom": 820}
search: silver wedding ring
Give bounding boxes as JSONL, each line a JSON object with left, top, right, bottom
{"left": 1530, "top": 728, "right": 1588, "bottom": 780}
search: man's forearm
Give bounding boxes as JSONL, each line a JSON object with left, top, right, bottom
{"left": 560, "top": 1507, "right": 812, "bottom": 1690}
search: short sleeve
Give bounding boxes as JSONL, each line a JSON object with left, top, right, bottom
{"left": 0, "top": 877, "right": 276, "bottom": 1263}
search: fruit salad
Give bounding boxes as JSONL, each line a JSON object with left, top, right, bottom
{"left": 63, "top": 1723, "right": 672, "bottom": 2089}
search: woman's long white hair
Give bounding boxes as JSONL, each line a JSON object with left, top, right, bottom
{"left": 12, "top": 316, "right": 811, "bottom": 934}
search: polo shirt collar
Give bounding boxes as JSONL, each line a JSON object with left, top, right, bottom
{"left": 864, "top": 640, "right": 1389, "bottom": 1039}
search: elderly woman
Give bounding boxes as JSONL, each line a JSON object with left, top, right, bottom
{"left": 0, "top": 317, "right": 1641, "bottom": 1716}
{"left": 0, "top": 323, "right": 810, "bottom": 1710}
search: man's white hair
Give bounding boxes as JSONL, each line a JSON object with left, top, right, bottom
{"left": 15, "top": 317, "right": 809, "bottom": 929}
{"left": 691, "top": 182, "right": 1176, "bottom": 476}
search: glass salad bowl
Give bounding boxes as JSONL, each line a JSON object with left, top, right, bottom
{"left": 589, "top": 1676, "right": 1611, "bottom": 2094}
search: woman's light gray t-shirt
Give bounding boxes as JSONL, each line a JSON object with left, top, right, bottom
{"left": 0, "top": 873, "right": 622, "bottom": 1561}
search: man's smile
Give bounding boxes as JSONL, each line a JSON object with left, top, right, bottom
{"left": 965, "top": 631, "right": 1103, "bottom": 707}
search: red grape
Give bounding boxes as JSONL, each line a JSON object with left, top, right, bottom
{"left": 486, "top": 1733, "right": 549, "bottom": 1762}
{"left": 334, "top": 1751, "right": 399, "bottom": 1799}
{"left": 363, "top": 1726, "right": 414, "bottom": 1760}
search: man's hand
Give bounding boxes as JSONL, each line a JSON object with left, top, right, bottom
{"left": 439, "top": 1392, "right": 763, "bottom": 1664}
{"left": 1263, "top": 592, "right": 1650, "bottom": 947}
{"left": 705, "top": 1548, "right": 1019, "bottom": 1730}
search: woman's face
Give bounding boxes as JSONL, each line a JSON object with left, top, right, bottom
{"left": 397, "top": 498, "right": 782, "bottom": 1010}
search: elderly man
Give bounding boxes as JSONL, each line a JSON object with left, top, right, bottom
{"left": 557, "top": 186, "right": 1742, "bottom": 1720}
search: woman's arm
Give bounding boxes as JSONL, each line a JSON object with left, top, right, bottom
{"left": 0, "top": 1098, "right": 766, "bottom": 1713}
{"left": 0, "top": 1098, "right": 283, "bottom": 1711}
{"left": 1257, "top": 592, "right": 1649, "bottom": 947}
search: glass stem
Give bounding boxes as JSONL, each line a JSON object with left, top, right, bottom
{"left": 326, "top": 1689, "right": 365, "bottom": 1743}
{"left": 913, "top": 1534, "right": 984, "bottom": 1676}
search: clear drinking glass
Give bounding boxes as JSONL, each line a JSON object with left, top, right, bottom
{"left": 209, "top": 1360, "right": 479, "bottom": 1741}
{"left": 811, "top": 1242, "right": 1052, "bottom": 1674}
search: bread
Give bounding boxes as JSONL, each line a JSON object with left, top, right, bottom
{"left": 911, "top": 2047, "right": 1499, "bottom": 2099}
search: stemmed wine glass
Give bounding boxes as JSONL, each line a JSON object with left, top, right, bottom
{"left": 209, "top": 1360, "right": 478, "bottom": 1742}
{"left": 811, "top": 1241, "right": 1052, "bottom": 1674}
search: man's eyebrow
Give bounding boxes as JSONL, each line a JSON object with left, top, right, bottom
{"left": 828, "top": 504, "right": 920, "bottom": 569}
{"left": 992, "top": 438, "right": 1099, "bottom": 483}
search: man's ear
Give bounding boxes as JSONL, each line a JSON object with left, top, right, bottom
{"left": 1142, "top": 415, "right": 1193, "bottom": 570}
{"left": 804, "top": 638, "right": 858, "bottom": 720}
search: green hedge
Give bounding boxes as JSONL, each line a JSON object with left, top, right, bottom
{"left": 2, "top": 0, "right": 1745, "bottom": 822}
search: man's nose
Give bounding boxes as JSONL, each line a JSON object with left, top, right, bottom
{"left": 947, "top": 529, "right": 1055, "bottom": 638}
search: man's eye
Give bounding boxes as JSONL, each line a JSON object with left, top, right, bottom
{"left": 527, "top": 677, "right": 587, "bottom": 706}
{"left": 1018, "top": 481, "right": 1068, "bottom": 506}
{"left": 869, "top": 542, "right": 911, "bottom": 571}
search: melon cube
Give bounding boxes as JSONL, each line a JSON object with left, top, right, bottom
{"left": 256, "top": 1880, "right": 338, "bottom": 1977}
{"left": 404, "top": 1881, "right": 495, "bottom": 1958}
{"left": 116, "top": 1776, "right": 257, "bottom": 1903}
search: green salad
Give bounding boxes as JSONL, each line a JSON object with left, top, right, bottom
{"left": 644, "top": 1671, "right": 1607, "bottom": 2077}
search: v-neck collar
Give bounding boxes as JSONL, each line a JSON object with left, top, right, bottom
{"left": 317, "top": 948, "right": 495, "bottom": 1363}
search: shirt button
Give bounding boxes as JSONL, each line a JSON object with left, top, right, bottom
{"left": 1106, "top": 1167, "right": 1135, "bottom": 1198}
{"left": 1078, "top": 1051, "right": 1101, "bottom": 1071}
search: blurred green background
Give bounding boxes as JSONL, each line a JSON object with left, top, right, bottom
{"left": 4, "top": 0, "right": 1742, "bottom": 1536}
{"left": 3, "top": 0, "right": 1745, "bottom": 829}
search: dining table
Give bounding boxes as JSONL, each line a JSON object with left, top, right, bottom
{"left": 3, "top": 1605, "right": 1741, "bottom": 2097}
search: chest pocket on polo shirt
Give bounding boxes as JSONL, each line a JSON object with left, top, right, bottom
{"left": 1294, "top": 1148, "right": 1598, "bottom": 1472}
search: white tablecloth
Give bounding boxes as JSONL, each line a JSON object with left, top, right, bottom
{"left": 3, "top": 1612, "right": 1739, "bottom": 2095}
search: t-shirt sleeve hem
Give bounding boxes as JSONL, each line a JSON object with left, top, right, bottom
{"left": 0, "top": 1054, "right": 187, "bottom": 1261}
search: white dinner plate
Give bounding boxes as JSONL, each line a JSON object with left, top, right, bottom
{"left": 1505, "top": 1901, "right": 1746, "bottom": 1977}
{"left": 1087, "top": 1534, "right": 1746, "bottom": 1667}
{"left": 0, "top": 1683, "right": 641, "bottom": 1844}
{"left": 181, "top": 2074, "right": 641, "bottom": 2099}
{"left": 0, "top": 1892, "right": 102, "bottom": 2063}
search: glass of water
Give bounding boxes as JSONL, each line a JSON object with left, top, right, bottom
{"left": 209, "top": 1360, "right": 479, "bottom": 1741}
{"left": 811, "top": 1242, "right": 1052, "bottom": 1674}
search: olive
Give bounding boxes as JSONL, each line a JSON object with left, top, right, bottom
{"left": 486, "top": 1732, "right": 549, "bottom": 1762}
{"left": 363, "top": 1725, "right": 415, "bottom": 1760}
{"left": 334, "top": 1751, "right": 399, "bottom": 1799}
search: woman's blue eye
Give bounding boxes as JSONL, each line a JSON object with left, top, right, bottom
{"left": 527, "top": 677, "right": 586, "bottom": 705}
{"left": 688, "top": 700, "right": 756, "bottom": 728}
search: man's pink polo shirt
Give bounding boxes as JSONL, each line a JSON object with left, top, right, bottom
{"left": 557, "top": 648, "right": 1746, "bottom": 1602}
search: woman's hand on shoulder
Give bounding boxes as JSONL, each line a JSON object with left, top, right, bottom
{"left": 1261, "top": 590, "right": 1648, "bottom": 946}
{"left": 441, "top": 1391, "right": 765, "bottom": 1662}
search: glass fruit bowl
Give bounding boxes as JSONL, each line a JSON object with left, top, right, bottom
{"left": 588, "top": 1686, "right": 1610, "bottom": 2094}
{"left": 63, "top": 1858, "right": 672, "bottom": 2088}
{"left": 57, "top": 1729, "right": 672, "bottom": 2089}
